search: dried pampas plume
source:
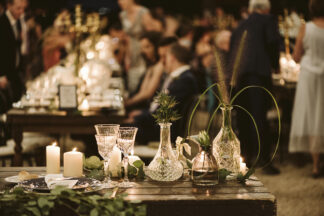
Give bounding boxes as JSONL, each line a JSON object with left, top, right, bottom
{"left": 212, "top": 45, "right": 229, "bottom": 104}
{"left": 230, "top": 30, "right": 247, "bottom": 89}
{"left": 212, "top": 30, "right": 247, "bottom": 103}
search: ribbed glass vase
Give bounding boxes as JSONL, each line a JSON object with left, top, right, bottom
{"left": 145, "top": 123, "right": 183, "bottom": 181}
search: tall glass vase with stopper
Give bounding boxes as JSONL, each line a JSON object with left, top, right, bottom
{"left": 94, "top": 124, "right": 120, "bottom": 188}
{"left": 145, "top": 123, "right": 183, "bottom": 181}
{"left": 212, "top": 105, "right": 241, "bottom": 175}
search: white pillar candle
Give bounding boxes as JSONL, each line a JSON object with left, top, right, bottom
{"left": 109, "top": 146, "right": 121, "bottom": 177}
{"left": 240, "top": 157, "right": 247, "bottom": 175}
{"left": 64, "top": 148, "right": 83, "bottom": 177}
{"left": 46, "top": 142, "right": 60, "bottom": 174}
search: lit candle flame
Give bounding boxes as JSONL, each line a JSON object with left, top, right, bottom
{"left": 79, "top": 99, "right": 89, "bottom": 111}
{"left": 206, "top": 190, "right": 210, "bottom": 196}
{"left": 52, "top": 141, "right": 57, "bottom": 146}
{"left": 240, "top": 157, "right": 244, "bottom": 163}
{"left": 72, "top": 147, "right": 77, "bottom": 152}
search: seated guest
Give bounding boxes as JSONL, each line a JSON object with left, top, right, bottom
{"left": 125, "top": 31, "right": 162, "bottom": 108}
{"left": 118, "top": 0, "right": 162, "bottom": 95}
{"left": 25, "top": 15, "right": 45, "bottom": 80}
{"left": 125, "top": 33, "right": 175, "bottom": 110}
{"left": 125, "top": 43, "right": 198, "bottom": 143}
{"left": 191, "top": 26, "right": 214, "bottom": 92}
{"left": 191, "top": 26, "right": 216, "bottom": 112}
{"left": 109, "top": 22, "right": 128, "bottom": 69}
{"left": 42, "top": 9, "right": 73, "bottom": 72}
{"left": 157, "top": 36, "right": 178, "bottom": 62}
{"left": 176, "top": 22, "right": 194, "bottom": 49}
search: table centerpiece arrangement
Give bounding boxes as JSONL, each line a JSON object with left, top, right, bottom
{"left": 187, "top": 31, "right": 281, "bottom": 183}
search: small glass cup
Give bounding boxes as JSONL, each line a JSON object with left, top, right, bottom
{"left": 117, "top": 127, "right": 138, "bottom": 188}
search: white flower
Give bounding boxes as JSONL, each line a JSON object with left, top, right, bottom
{"left": 175, "top": 136, "right": 191, "bottom": 168}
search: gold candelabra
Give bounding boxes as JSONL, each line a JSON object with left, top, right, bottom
{"left": 278, "top": 9, "right": 305, "bottom": 57}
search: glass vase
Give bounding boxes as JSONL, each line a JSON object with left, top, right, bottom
{"left": 191, "top": 149, "right": 218, "bottom": 186}
{"left": 145, "top": 123, "right": 183, "bottom": 181}
{"left": 212, "top": 105, "right": 241, "bottom": 174}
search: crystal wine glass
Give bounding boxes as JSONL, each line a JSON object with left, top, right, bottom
{"left": 117, "top": 127, "right": 138, "bottom": 188}
{"left": 95, "top": 124, "right": 120, "bottom": 136}
{"left": 94, "top": 124, "right": 119, "bottom": 188}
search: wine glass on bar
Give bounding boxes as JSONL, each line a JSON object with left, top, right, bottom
{"left": 94, "top": 124, "right": 119, "bottom": 188}
{"left": 117, "top": 127, "right": 138, "bottom": 188}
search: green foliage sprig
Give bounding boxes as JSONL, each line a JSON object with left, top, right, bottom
{"left": 84, "top": 155, "right": 105, "bottom": 181}
{"left": 84, "top": 156, "right": 145, "bottom": 180}
{"left": 152, "top": 92, "right": 181, "bottom": 123}
{"left": 0, "top": 186, "right": 146, "bottom": 216}
{"left": 84, "top": 156, "right": 104, "bottom": 170}
{"left": 237, "top": 168, "right": 255, "bottom": 184}
{"left": 193, "top": 131, "right": 212, "bottom": 152}
{"left": 127, "top": 160, "right": 145, "bottom": 180}
{"left": 218, "top": 168, "right": 254, "bottom": 184}
{"left": 218, "top": 169, "right": 232, "bottom": 183}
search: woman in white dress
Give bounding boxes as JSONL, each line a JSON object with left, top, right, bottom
{"left": 118, "top": 0, "right": 162, "bottom": 94}
{"left": 289, "top": 0, "right": 324, "bottom": 178}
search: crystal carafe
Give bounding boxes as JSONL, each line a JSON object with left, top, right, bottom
{"left": 145, "top": 123, "right": 183, "bottom": 181}
{"left": 192, "top": 149, "right": 218, "bottom": 186}
{"left": 212, "top": 106, "right": 240, "bottom": 173}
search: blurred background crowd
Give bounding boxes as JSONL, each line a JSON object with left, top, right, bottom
{"left": 0, "top": 0, "right": 324, "bottom": 179}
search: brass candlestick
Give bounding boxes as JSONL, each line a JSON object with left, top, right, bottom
{"left": 283, "top": 9, "right": 290, "bottom": 57}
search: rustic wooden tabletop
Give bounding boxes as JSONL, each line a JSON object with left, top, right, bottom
{"left": 0, "top": 167, "right": 277, "bottom": 216}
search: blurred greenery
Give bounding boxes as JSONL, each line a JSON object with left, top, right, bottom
{"left": 0, "top": 186, "right": 146, "bottom": 216}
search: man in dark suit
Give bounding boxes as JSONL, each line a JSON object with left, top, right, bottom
{"left": 0, "top": 0, "right": 27, "bottom": 113}
{"left": 230, "top": 0, "right": 280, "bottom": 174}
{"left": 126, "top": 43, "right": 198, "bottom": 143}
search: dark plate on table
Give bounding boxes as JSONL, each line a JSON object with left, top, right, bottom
{"left": 20, "top": 177, "right": 100, "bottom": 193}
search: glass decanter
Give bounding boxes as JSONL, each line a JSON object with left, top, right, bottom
{"left": 145, "top": 123, "right": 183, "bottom": 181}
{"left": 192, "top": 148, "right": 218, "bottom": 186}
{"left": 212, "top": 105, "right": 241, "bottom": 174}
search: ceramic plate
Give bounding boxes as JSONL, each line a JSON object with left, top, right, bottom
{"left": 20, "top": 177, "right": 101, "bottom": 193}
{"left": 5, "top": 174, "right": 45, "bottom": 183}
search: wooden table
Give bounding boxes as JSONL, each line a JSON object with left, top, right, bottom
{"left": 6, "top": 109, "right": 125, "bottom": 166}
{"left": 0, "top": 167, "right": 277, "bottom": 216}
